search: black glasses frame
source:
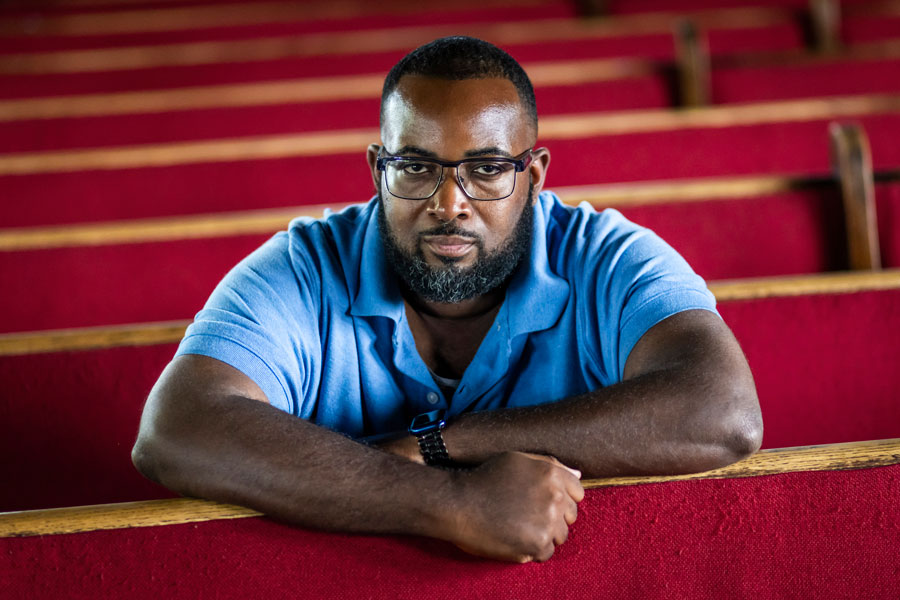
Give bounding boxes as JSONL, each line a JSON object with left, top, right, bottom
{"left": 375, "top": 148, "right": 534, "bottom": 201}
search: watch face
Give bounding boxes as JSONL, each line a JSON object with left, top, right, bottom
{"left": 409, "top": 409, "right": 446, "bottom": 435}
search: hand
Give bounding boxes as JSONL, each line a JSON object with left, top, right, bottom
{"left": 446, "top": 451, "right": 584, "bottom": 563}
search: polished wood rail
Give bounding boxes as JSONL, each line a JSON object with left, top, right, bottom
{"left": 0, "top": 7, "right": 796, "bottom": 74}
{"left": 0, "top": 0, "right": 552, "bottom": 37}
{"left": 0, "top": 56, "right": 655, "bottom": 122}
{"left": 1, "top": 438, "right": 897, "bottom": 538}
{"left": 5, "top": 38, "right": 900, "bottom": 122}
{"left": 3, "top": 93, "right": 900, "bottom": 176}
{"left": 0, "top": 269, "right": 897, "bottom": 355}
{"left": 0, "top": 175, "right": 835, "bottom": 251}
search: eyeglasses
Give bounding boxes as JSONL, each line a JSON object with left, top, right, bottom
{"left": 376, "top": 148, "right": 533, "bottom": 201}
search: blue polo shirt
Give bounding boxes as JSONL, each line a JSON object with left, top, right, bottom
{"left": 176, "top": 191, "right": 717, "bottom": 438}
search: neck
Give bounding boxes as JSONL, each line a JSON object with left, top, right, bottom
{"left": 404, "top": 286, "right": 506, "bottom": 320}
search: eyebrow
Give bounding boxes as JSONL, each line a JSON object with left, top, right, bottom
{"left": 392, "top": 145, "right": 438, "bottom": 158}
{"left": 390, "top": 146, "right": 513, "bottom": 159}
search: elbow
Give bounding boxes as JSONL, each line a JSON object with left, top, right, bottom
{"left": 132, "top": 430, "right": 165, "bottom": 485}
{"left": 709, "top": 385, "right": 764, "bottom": 468}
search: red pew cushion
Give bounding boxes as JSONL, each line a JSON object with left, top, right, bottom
{"left": 3, "top": 463, "right": 898, "bottom": 599}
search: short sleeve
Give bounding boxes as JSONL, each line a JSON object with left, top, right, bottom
{"left": 175, "top": 232, "right": 322, "bottom": 415}
{"left": 574, "top": 207, "right": 718, "bottom": 382}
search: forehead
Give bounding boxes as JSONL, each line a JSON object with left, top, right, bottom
{"left": 381, "top": 75, "right": 534, "bottom": 156}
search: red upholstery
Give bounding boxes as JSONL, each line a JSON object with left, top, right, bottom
{"left": 0, "top": 4, "right": 577, "bottom": 54}
{"left": 0, "top": 233, "right": 270, "bottom": 332}
{"left": 720, "top": 288, "right": 900, "bottom": 449}
{"left": 7, "top": 114, "right": 900, "bottom": 228}
{"left": 0, "top": 188, "right": 846, "bottom": 333}
{"left": 0, "top": 79, "right": 673, "bottom": 154}
{"left": 844, "top": 15, "right": 900, "bottom": 45}
{"left": 0, "top": 344, "right": 178, "bottom": 511}
{"left": 877, "top": 181, "right": 900, "bottom": 268}
{"left": 0, "top": 34, "right": 678, "bottom": 99}
{"left": 2, "top": 287, "right": 898, "bottom": 510}
{"left": 3, "top": 463, "right": 898, "bottom": 599}
{"left": 712, "top": 58, "right": 900, "bottom": 104}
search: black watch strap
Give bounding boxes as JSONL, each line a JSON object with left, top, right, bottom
{"left": 416, "top": 430, "right": 451, "bottom": 467}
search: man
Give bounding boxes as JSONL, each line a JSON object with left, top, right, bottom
{"left": 133, "top": 36, "right": 762, "bottom": 563}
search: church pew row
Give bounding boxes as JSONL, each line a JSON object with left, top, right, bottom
{"left": 0, "top": 270, "right": 898, "bottom": 511}
{"left": 0, "top": 78, "right": 671, "bottom": 153}
{"left": 1, "top": 0, "right": 894, "bottom": 94}
{"left": 1, "top": 439, "right": 898, "bottom": 600}
{"left": 0, "top": 178, "right": 860, "bottom": 332}
{"left": 0, "top": 3, "right": 812, "bottom": 68}
{"left": 7, "top": 52, "right": 900, "bottom": 154}
{"left": 4, "top": 102, "right": 900, "bottom": 228}
{"left": 4, "top": 0, "right": 894, "bottom": 69}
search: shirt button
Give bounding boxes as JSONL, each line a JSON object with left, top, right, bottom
{"left": 426, "top": 392, "right": 439, "bottom": 405}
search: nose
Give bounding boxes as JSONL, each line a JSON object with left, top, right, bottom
{"left": 427, "top": 166, "right": 471, "bottom": 222}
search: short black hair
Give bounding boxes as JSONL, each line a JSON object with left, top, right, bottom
{"left": 380, "top": 36, "right": 537, "bottom": 130}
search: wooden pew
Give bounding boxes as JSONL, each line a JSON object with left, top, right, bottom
{"left": 2, "top": 438, "right": 898, "bottom": 599}
{"left": 1, "top": 270, "right": 898, "bottom": 511}
{"left": 0, "top": 3, "right": 815, "bottom": 76}
{"left": 0, "top": 179, "right": 856, "bottom": 331}
{"left": 1, "top": 120, "right": 889, "bottom": 333}
{"left": 4, "top": 96, "right": 900, "bottom": 229}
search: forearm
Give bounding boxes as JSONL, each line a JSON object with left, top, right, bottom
{"left": 444, "top": 364, "right": 761, "bottom": 478}
{"left": 133, "top": 389, "right": 455, "bottom": 539}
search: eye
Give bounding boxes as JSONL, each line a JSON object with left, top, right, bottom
{"left": 471, "top": 162, "right": 510, "bottom": 177}
{"left": 400, "top": 162, "right": 436, "bottom": 176}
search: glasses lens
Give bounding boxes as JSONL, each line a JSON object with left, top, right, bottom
{"left": 383, "top": 158, "right": 518, "bottom": 200}
{"left": 458, "top": 161, "right": 517, "bottom": 200}
{"left": 384, "top": 160, "right": 441, "bottom": 200}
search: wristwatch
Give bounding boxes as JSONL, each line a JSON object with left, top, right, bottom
{"left": 409, "top": 409, "right": 451, "bottom": 467}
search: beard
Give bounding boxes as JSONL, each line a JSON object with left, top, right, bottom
{"left": 377, "top": 184, "right": 534, "bottom": 304}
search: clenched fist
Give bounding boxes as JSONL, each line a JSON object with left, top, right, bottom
{"left": 445, "top": 451, "right": 584, "bottom": 563}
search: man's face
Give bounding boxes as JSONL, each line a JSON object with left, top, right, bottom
{"left": 368, "top": 75, "right": 549, "bottom": 304}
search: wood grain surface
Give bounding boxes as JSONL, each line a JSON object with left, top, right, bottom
{"left": 0, "top": 176, "right": 827, "bottom": 251}
{"left": 0, "top": 57, "right": 653, "bottom": 122}
{"left": 0, "top": 7, "right": 791, "bottom": 74}
{"left": 1, "top": 269, "right": 898, "bottom": 355}
{"left": 2, "top": 438, "right": 897, "bottom": 538}
{"left": 3, "top": 94, "right": 900, "bottom": 176}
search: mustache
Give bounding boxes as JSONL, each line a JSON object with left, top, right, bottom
{"left": 418, "top": 221, "right": 483, "bottom": 244}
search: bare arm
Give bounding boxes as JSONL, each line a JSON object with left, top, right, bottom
{"left": 384, "top": 309, "right": 763, "bottom": 478}
{"left": 132, "top": 354, "right": 583, "bottom": 562}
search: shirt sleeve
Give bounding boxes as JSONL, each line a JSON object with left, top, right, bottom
{"left": 175, "top": 232, "right": 322, "bottom": 415}
{"left": 575, "top": 207, "right": 718, "bottom": 382}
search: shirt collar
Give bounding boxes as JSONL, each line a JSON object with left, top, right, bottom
{"left": 348, "top": 198, "right": 405, "bottom": 322}
{"left": 348, "top": 192, "right": 570, "bottom": 336}
{"left": 506, "top": 191, "right": 570, "bottom": 339}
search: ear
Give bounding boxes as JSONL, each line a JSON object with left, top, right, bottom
{"left": 366, "top": 144, "right": 383, "bottom": 192}
{"left": 528, "top": 147, "right": 551, "bottom": 203}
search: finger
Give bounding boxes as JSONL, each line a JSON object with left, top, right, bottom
{"left": 564, "top": 498, "right": 578, "bottom": 526}
{"left": 534, "top": 543, "right": 556, "bottom": 563}
{"left": 564, "top": 474, "right": 585, "bottom": 502}
{"left": 553, "top": 521, "right": 570, "bottom": 546}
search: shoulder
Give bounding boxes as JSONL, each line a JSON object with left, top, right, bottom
{"left": 207, "top": 199, "right": 377, "bottom": 313}
{"left": 537, "top": 191, "right": 663, "bottom": 275}
{"left": 286, "top": 200, "right": 375, "bottom": 264}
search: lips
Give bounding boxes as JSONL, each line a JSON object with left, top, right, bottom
{"left": 422, "top": 235, "right": 476, "bottom": 258}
